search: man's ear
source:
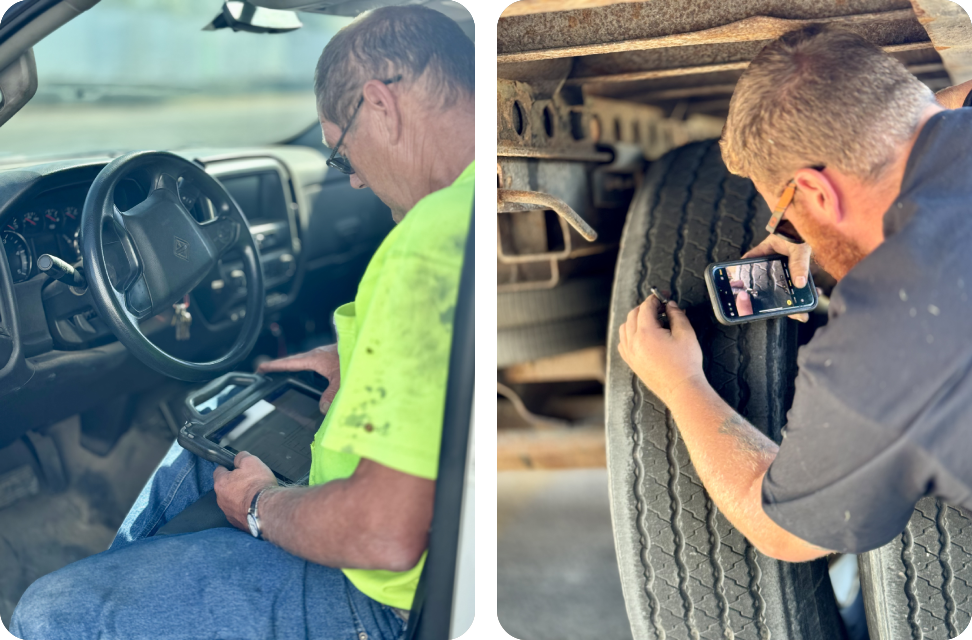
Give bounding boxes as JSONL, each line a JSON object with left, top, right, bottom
{"left": 793, "top": 167, "right": 844, "bottom": 225}
{"left": 361, "top": 79, "right": 402, "bottom": 144}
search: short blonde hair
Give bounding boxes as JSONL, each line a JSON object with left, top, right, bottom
{"left": 720, "top": 25, "right": 934, "bottom": 192}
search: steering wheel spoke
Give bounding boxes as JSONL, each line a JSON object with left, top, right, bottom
{"left": 200, "top": 215, "right": 241, "bottom": 257}
{"left": 108, "top": 205, "right": 143, "bottom": 292}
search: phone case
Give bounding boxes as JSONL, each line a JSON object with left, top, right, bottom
{"left": 704, "top": 254, "right": 817, "bottom": 326}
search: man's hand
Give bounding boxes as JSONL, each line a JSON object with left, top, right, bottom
{"left": 257, "top": 344, "right": 340, "bottom": 412}
{"left": 743, "top": 234, "right": 813, "bottom": 322}
{"left": 213, "top": 451, "right": 279, "bottom": 532}
{"left": 618, "top": 295, "right": 704, "bottom": 407}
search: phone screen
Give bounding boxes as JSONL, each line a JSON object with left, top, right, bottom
{"left": 712, "top": 258, "right": 813, "bottom": 319}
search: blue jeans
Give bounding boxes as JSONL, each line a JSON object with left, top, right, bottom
{"left": 9, "top": 441, "right": 407, "bottom": 640}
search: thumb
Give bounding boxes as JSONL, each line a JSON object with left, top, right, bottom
{"left": 787, "top": 243, "right": 813, "bottom": 289}
{"left": 320, "top": 382, "right": 339, "bottom": 412}
{"left": 666, "top": 302, "right": 696, "bottom": 338}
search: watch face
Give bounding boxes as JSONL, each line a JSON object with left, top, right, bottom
{"left": 247, "top": 513, "right": 259, "bottom": 538}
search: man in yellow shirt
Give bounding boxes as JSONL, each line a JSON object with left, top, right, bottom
{"left": 10, "top": 6, "right": 473, "bottom": 639}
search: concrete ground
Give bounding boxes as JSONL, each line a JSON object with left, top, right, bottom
{"left": 498, "top": 468, "right": 633, "bottom": 640}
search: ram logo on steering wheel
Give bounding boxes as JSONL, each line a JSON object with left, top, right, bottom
{"left": 173, "top": 236, "right": 190, "bottom": 261}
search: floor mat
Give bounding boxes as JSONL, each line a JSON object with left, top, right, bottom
{"left": 0, "top": 382, "right": 192, "bottom": 627}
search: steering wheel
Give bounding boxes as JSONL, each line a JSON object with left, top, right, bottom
{"left": 80, "top": 151, "right": 265, "bottom": 382}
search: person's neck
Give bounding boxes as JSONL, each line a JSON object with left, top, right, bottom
{"left": 848, "top": 102, "right": 944, "bottom": 253}
{"left": 396, "top": 103, "right": 474, "bottom": 218}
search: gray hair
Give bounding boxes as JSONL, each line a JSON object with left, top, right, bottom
{"left": 314, "top": 5, "right": 474, "bottom": 127}
{"left": 720, "top": 25, "right": 934, "bottom": 192}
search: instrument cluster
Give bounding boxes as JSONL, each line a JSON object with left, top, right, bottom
{"left": 1, "top": 179, "right": 144, "bottom": 284}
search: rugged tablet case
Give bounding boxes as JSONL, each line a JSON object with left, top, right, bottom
{"left": 176, "top": 371, "right": 323, "bottom": 485}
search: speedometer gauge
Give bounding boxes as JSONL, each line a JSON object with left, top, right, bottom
{"left": 1, "top": 230, "right": 32, "bottom": 282}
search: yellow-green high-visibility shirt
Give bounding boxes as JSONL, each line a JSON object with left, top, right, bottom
{"left": 308, "top": 161, "right": 473, "bottom": 610}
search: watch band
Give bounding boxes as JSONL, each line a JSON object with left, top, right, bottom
{"left": 247, "top": 487, "right": 270, "bottom": 540}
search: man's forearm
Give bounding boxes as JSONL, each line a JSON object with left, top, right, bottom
{"left": 936, "top": 79, "right": 972, "bottom": 109}
{"left": 665, "top": 377, "right": 828, "bottom": 561}
{"left": 257, "top": 466, "right": 432, "bottom": 572}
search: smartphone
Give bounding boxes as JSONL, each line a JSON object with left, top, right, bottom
{"left": 704, "top": 254, "right": 817, "bottom": 325}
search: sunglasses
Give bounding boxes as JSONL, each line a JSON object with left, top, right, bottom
{"left": 326, "top": 75, "right": 403, "bottom": 175}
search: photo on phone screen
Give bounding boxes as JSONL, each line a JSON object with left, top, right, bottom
{"left": 725, "top": 260, "right": 792, "bottom": 317}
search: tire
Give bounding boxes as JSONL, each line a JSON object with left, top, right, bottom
{"left": 605, "top": 140, "right": 845, "bottom": 640}
{"left": 497, "top": 276, "right": 612, "bottom": 367}
{"left": 497, "top": 315, "right": 606, "bottom": 368}
{"left": 860, "top": 498, "right": 972, "bottom": 639}
{"left": 498, "top": 275, "right": 612, "bottom": 329}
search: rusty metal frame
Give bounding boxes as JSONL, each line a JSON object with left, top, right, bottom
{"left": 911, "top": 0, "right": 972, "bottom": 84}
{"left": 499, "top": 8, "right": 925, "bottom": 63}
{"left": 498, "top": 189, "right": 598, "bottom": 241}
{"left": 497, "top": 209, "right": 574, "bottom": 264}
{"left": 497, "top": 257, "right": 562, "bottom": 292}
{"left": 565, "top": 42, "right": 935, "bottom": 84}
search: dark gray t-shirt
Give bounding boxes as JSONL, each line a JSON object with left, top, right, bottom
{"left": 761, "top": 109, "right": 972, "bottom": 554}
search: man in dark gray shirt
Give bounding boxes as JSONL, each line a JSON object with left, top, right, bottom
{"left": 618, "top": 24, "right": 972, "bottom": 560}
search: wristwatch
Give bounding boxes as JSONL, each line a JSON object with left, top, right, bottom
{"left": 247, "top": 487, "right": 270, "bottom": 540}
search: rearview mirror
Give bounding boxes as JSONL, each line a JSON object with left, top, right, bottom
{"left": 0, "top": 49, "right": 36, "bottom": 129}
{"left": 204, "top": 1, "right": 302, "bottom": 34}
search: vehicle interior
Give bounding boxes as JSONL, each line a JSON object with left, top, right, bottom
{"left": 0, "top": 0, "right": 474, "bottom": 634}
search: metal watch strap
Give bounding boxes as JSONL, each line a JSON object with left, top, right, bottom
{"left": 248, "top": 487, "right": 269, "bottom": 540}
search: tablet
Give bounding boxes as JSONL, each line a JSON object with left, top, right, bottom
{"left": 204, "top": 383, "right": 322, "bottom": 484}
{"left": 179, "top": 373, "right": 325, "bottom": 485}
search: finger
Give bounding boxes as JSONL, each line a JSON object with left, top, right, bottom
{"left": 788, "top": 312, "right": 809, "bottom": 323}
{"left": 256, "top": 352, "right": 316, "bottom": 373}
{"left": 787, "top": 243, "right": 813, "bottom": 289}
{"left": 213, "top": 465, "right": 229, "bottom": 483}
{"left": 736, "top": 290, "right": 754, "bottom": 316}
{"left": 321, "top": 383, "right": 339, "bottom": 404}
{"left": 742, "top": 234, "right": 789, "bottom": 259}
{"left": 637, "top": 295, "right": 664, "bottom": 332}
{"left": 666, "top": 302, "right": 697, "bottom": 339}
{"left": 624, "top": 304, "right": 640, "bottom": 340}
{"left": 234, "top": 451, "right": 251, "bottom": 467}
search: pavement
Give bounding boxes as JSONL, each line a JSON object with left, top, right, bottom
{"left": 498, "top": 468, "right": 633, "bottom": 640}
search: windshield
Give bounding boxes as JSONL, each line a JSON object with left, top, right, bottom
{"left": 0, "top": 0, "right": 351, "bottom": 160}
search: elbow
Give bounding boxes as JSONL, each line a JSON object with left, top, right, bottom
{"left": 371, "top": 530, "right": 428, "bottom": 572}
{"left": 385, "top": 536, "right": 428, "bottom": 572}
{"left": 752, "top": 538, "right": 828, "bottom": 563}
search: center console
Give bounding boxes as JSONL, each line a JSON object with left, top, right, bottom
{"left": 191, "top": 157, "right": 303, "bottom": 326}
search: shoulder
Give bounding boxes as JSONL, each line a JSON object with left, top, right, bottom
{"left": 393, "top": 165, "right": 473, "bottom": 261}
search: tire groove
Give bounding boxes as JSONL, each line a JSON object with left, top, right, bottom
{"left": 937, "top": 501, "right": 958, "bottom": 637}
{"left": 706, "top": 170, "right": 728, "bottom": 265}
{"left": 630, "top": 153, "right": 667, "bottom": 640}
{"left": 666, "top": 411, "right": 700, "bottom": 640}
{"left": 745, "top": 543, "right": 771, "bottom": 640}
{"left": 706, "top": 497, "right": 733, "bottom": 639}
{"left": 670, "top": 142, "right": 710, "bottom": 300}
{"left": 902, "top": 526, "right": 924, "bottom": 640}
{"left": 631, "top": 379, "right": 664, "bottom": 639}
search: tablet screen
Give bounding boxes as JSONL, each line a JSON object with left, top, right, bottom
{"left": 205, "top": 383, "right": 323, "bottom": 484}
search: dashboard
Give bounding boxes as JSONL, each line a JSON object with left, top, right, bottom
{"left": 1, "top": 179, "right": 145, "bottom": 283}
{"left": 0, "top": 144, "right": 397, "bottom": 448}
